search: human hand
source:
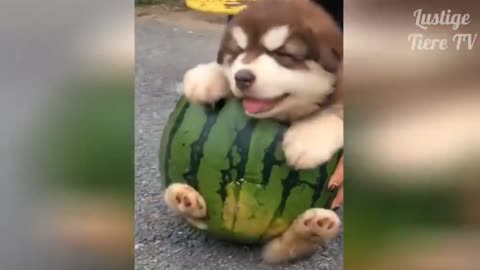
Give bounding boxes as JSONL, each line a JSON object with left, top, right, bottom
{"left": 328, "top": 155, "right": 343, "bottom": 210}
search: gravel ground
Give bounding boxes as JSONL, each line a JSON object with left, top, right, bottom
{"left": 135, "top": 12, "right": 343, "bottom": 270}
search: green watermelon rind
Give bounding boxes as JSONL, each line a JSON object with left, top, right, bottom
{"left": 160, "top": 97, "right": 340, "bottom": 244}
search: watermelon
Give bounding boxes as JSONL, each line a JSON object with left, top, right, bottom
{"left": 159, "top": 97, "right": 341, "bottom": 244}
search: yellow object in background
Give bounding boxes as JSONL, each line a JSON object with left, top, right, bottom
{"left": 186, "top": 0, "right": 253, "bottom": 15}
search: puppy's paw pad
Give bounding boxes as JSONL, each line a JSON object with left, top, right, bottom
{"left": 183, "top": 63, "right": 228, "bottom": 104}
{"left": 294, "top": 208, "right": 341, "bottom": 241}
{"left": 164, "top": 183, "right": 207, "bottom": 219}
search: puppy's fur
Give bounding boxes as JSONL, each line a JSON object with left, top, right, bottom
{"left": 170, "top": 0, "right": 343, "bottom": 263}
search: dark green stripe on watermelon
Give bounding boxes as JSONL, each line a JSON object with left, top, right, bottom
{"left": 260, "top": 129, "right": 285, "bottom": 186}
{"left": 246, "top": 120, "right": 285, "bottom": 185}
{"left": 310, "top": 165, "right": 329, "bottom": 207}
{"left": 159, "top": 98, "right": 189, "bottom": 186}
{"left": 193, "top": 100, "right": 253, "bottom": 236}
{"left": 276, "top": 170, "right": 300, "bottom": 215}
{"left": 218, "top": 119, "right": 256, "bottom": 202}
{"left": 183, "top": 106, "right": 220, "bottom": 189}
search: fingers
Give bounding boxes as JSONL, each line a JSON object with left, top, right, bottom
{"left": 331, "top": 185, "right": 343, "bottom": 210}
{"left": 328, "top": 155, "right": 344, "bottom": 210}
{"left": 328, "top": 155, "right": 344, "bottom": 190}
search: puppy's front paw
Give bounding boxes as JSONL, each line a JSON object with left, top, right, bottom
{"left": 283, "top": 113, "right": 343, "bottom": 169}
{"left": 183, "top": 62, "right": 229, "bottom": 104}
{"left": 293, "top": 208, "right": 341, "bottom": 243}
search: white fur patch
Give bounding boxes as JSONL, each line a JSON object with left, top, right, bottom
{"left": 183, "top": 62, "right": 229, "bottom": 104}
{"left": 231, "top": 26, "right": 248, "bottom": 49}
{"left": 261, "top": 25, "right": 289, "bottom": 51}
{"left": 227, "top": 52, "right": 334, "bottom": 99}
{"left": 224, "top": 44, "right": 335, "bottom": 121}
{"left": 283, "top": 111, "right": 343, "bottom": 169}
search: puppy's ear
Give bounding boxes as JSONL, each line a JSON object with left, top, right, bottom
{"left": 324, "top": 39, "right": 343, "bottom": 111}
{"left": 302, "top": 2, "right": 343, "bottom": 73}
{"left": 312, "top": 20, "right": 342, "bottom": 73}
{"left": 216, "top": 47, "right": 225, "bottom": 65}
{"left": 307, "top": 9, "right": 343, "bottom": 107}
{"left": 330, "top": 63, "right": 343, "bottom": 111}
{"left": 318, "top": 34, "right": 342, "bottom": 106}
{"left": 316, "top": 42, "right": 341, "bottom": 73}
{"left": 216, "top": 32, "right": 227, "bottom": 65}
{"left": 216, "top": 27, "right": 233, "bottom": 65}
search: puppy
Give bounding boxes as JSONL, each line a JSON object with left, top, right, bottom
{"left": 166, "top": 0, "right": 343, "bottom": 263}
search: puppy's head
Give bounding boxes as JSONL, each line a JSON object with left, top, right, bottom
{"left": 217, "top": 0, "right": 342, "bottom": 121}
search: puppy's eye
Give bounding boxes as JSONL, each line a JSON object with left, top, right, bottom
{"left": 274, "top": 50, "right": 293, "bottom": 58}
{"left": 273, "top": 50, "right": 304, "bottom": 61}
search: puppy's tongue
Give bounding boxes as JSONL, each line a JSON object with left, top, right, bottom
{"left": 242, "top": 97, "right": 276, "bottom": 114}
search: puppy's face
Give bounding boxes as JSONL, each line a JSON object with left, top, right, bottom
{"left": 217, "top": 0, "right": 342, "bottom": 121}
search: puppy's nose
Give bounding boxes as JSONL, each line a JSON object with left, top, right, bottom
{"left": 234, "top": 69, "right": 255, "bottom": 91}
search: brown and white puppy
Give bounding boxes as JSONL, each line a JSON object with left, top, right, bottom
{"left": 166, "top": 0, "right": 343, "bottom": 263}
